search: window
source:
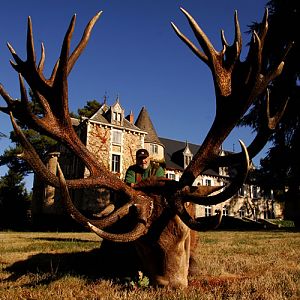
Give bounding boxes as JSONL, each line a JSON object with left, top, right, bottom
{"left": 205, "top": 179, "right": 212, "bottom": 186}
{"left": 205, "top": 206, "right": 211, "bottom": 217}
{"left": 112, "top": 130, "right": 122, "bottom": 144}
{"left": 112, "top": 112, "right": 122, "bottom": 125}
{"left": 113, "top": 112, "right": 121, "bottom": 121}
{"left": 151, "top": 144, "right": 158, "bottom": 154}
{"left": 252, "top": 186, "right": 259, "bottom": 198}
{"left": 239, "top": 207, "right": 245, "bottom": 218}
{"left": 223, "top": 205, "right": 229, "bottom": 216}
{"left": 167, "top": 173, "right": 175, "bottom": 180}
{"left": 112, "top": 154, "right": 120, "bottom": 173}
{"left": 239, "top": 185, "right": 245, "bottom": 196}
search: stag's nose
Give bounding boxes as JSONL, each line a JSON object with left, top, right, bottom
{"left": 153, "top": 275, "right": 188, "bottom": 288}
{"left": 153, "top": 276, "right": 169, "bottom": 287}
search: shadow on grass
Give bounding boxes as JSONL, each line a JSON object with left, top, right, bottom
{"left": 31, "top": 237, "right": 96, "bottom": 243}
{"left": 4, "top": 242, "right": 140, "bottom": 287}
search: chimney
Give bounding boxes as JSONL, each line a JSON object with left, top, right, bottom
{"left": 126, "top": 110, "right": 134, "bottom": 124}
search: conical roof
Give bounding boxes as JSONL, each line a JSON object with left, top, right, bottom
{"left": 135, "top": 106, "right": 163, "bottom": 145}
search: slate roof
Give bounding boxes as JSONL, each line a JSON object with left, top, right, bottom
{"left": 159, "top": 137, "right": 220, "bottom": 176}
{"left": 87, "top": 103, "right": 145, "bottom": 132}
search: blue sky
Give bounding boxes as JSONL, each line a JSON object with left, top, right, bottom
{"left": 0, "top": 0, "right": 268, "bottom": 189}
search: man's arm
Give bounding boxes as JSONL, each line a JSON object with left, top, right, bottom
{"left": 124, "top": 168, "right": 136, "bottom": 186}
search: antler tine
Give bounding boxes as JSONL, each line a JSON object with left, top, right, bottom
{"left": 50, "top": 14, "right": 76, "bottom": 119}
{"left": 0, "top": 84, "right": 15, "bottom": 108}
{"left": 18, "top": 74, "right": 32, "bottom": 114}
{"left": 26, "top": 16, "right": 36, "bottom": 66}
{"left": 7, "top": 27, "right": 50, "bottom": 96}
{"left": 220, "top": 10, "right": 242, "bottom": 68}
{"left": 173, "top": 141, "right": 248, "bottom": 230}
{"left": 6, "top": 42, "right": 22, "bottom": 70}
{"left": 87, "top": 221, "right": 148, "bottom": 242}
{"left": 221, "top": 29, "right": 229, "bottom": 47}
{"left": 9, "top": 111, "right": 58, "bottom": 182}
{"left": 179, "top": 140, "right": 249, "bottom": 206}
{"left": 45, "top": 12, "right": 102, "bottom": 85}
{"left": 233, "top": 10, "right": 242, "bottom": 53}
{"left": 37, "top": 43, "right": 46, "bottom": 72}
{"left": 220, "top": 10, "right": 242, "bottom": 70}
{"left": 179, "top": 7, "right": 216, "bottom": 62}
{"left": 67, "top": 11, "right": 102, "bottom": 75}
{"left": 258, "top": 8, "right": 269, "bottom": 46}
{"left": 229, "top": 10, "right": 242, "bottom": 64}
{"left": 208, "top": 89, "right": 289, "bottom": 169}
{"left": 49, "top": 59, "right": 60, "bottom": 83}
{"left": 57, "top": 163, "right": 152, "bottom": 242}
{"left": 0, "top": 75, "right": 36, "bottom": 126}
{"left": 170, "top": 21, "right": 208, "bottom": 64}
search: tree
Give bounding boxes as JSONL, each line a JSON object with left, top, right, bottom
{"left": 70, "top": 99, "right": 101, "bottom": 119}
{"left": 0, "top": 169, "right": 31, "bottom": 230}
{"left": 0, "top": 128, "right": 57, "bottom": 176}
{"left": 0, "top": 91, "right": 58, "bottom": 176}
{"left": 240, "top": 0, "right": 300, "bottom": 226}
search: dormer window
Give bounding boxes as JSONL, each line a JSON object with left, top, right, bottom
{"left": 110, "top": 98, "right": 124, "bottom": 126}
{"left": 113, "top": 112, "right": 122, "bottom": 124}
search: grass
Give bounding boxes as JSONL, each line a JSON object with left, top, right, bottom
{"left": 0, "top": 230, "right": 299, "bottom": 299}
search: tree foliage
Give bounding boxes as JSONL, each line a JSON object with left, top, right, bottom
{"left": 0, "top": 91, "right": 58, "bottom": 176}
{"left": 0, "top": 169, "right": 31, "bottom": 230}
{"left": 241, "top": 0, "right": 299, "bottom": 224}
{"left": 70, "top": 99, "right": 101, "bottom": 119}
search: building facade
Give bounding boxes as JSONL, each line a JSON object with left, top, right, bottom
{"left": 31, "top": 98, "right": 283, "bottom": 223}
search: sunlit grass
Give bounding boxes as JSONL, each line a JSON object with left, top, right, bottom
{"left": 0, "top": 230, "right": 299, "bottom": 299}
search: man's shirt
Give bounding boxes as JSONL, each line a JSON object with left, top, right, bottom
{"left": 124, "top": 163, "right": 165, "bottom": 185}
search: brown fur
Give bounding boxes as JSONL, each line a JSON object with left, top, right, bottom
{"left": 102, "top": 188, "right": 200, "bottom": 287}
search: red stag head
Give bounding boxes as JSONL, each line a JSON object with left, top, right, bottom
{"left": 0, "top": 8, "right": 289, "bottom": 287}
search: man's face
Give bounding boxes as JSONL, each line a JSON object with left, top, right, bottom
{"left": 137, "top": 156, "right": 150, "bottom": 170}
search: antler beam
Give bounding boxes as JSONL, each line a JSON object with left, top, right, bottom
{"left": 171, "top": 8, "right": 289, "bottom": 188}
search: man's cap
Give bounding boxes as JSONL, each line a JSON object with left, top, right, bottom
{"left": 136, "top": 149, "right": 149, "bottom": 159}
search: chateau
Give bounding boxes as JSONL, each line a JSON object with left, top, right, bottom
{"left": 31, "top": 98, "right": 283, "bottom": 225}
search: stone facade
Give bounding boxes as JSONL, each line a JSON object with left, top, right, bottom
{"left": 32, "top": 98, "right": 283, "bottom": 223}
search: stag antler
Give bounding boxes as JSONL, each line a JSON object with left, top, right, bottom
{"left": 165, "top": 8, "right": 291, "bottom": 227}
{"left": 0, "top": 9, "right": 290, "bottom": 241}
{"left": 171, "top": 8, "right": 289, "bottom": 187}
{"left": 0, "top": 12, "right": 157, "bottom": 241}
